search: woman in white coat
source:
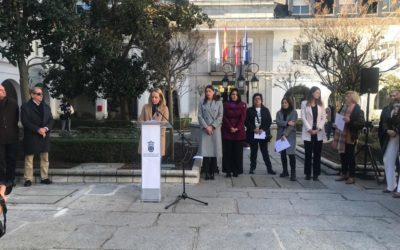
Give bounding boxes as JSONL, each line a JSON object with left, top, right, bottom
{"left": 198, "top": 85, "right": 223, "bottom": 180}
{"left": 301, "top": 86, "right": 326, "bottom": 181}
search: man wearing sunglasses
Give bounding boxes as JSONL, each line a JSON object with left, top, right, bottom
{"left": 21, "top": 86, "right": 53, "bottom": 187}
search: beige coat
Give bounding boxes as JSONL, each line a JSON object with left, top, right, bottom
{"left": 301, "top": 100, "right": 326, "bottom": 141}
{"left": 138, "top": 104, "right": 169, "bottom": 156}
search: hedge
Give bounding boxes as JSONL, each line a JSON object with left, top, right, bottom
{"left": 50, "top": 138, "right": 138, "bottom": 163}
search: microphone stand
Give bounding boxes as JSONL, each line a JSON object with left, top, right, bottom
{"left": 154, "top": 109, "right": 208, "bottom": 209}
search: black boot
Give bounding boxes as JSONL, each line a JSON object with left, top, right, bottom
{"left": 289, "top": 155, "right": 296, "bottom": 181}
{"left": 280, "top": 152, "right": 289, "bottom": 177}
{"left": 203, "top": 157, "right": 210, "bottom": 180}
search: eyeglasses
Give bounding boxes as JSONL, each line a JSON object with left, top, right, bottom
{"left": 33, "top": 92, "right": 43, "bottom": 96}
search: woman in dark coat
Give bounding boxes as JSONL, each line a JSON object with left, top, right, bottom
{"left": 332, "top": 91, "right": 365, "bottom": 184}
{"left": 222, "top": 88, "right": 247, "bottom": 177}
{"left": 245, "top": 93, "right": 276, "bottom": 175}
{"left": 276, "top": 97, "right": 298, "bottom": 181}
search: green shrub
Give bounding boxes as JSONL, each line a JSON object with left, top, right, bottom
{"left": 50, "top": 138, "right": 138, "bottom": 163}
{"left": 296, "top": 119, "right": 303, "bottom": 131}
{"left": 53, "top": 119, "right": 134, "bottom": 129}
{"left": 173, "top": 117, "right": 192, "bottom": 130}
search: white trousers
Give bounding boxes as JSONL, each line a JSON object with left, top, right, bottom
{"left": 383, "top": 135, "right": 399, "bottom": 191}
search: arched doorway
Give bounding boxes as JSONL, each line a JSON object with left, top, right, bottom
{"left": 285, "top": 85, "right": 310, "bottom": 109}
{"left": 1, "top": 79, "right": 19, "bottom": 104}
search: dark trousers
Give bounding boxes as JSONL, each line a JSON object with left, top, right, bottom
{"left": 304, "top": 138, "right": 323, "bottom": 177}
{"left": 0, "top": 143, "right": 18, "bottom": 185}
{"left": 250, "top": 140, "right": 273, "bottom": 171}
{"left": 202, "top": 157, "right": 217, "bottom": 176}
{"left": 340, "top": 143, "right": 356, "bottom": 177}
{"left": 280, "top": 150, "right": 296, "bottom": 172}
{"left": 61, "top": 118, "right": 71, "bottom": 131}
{"left": 222, "top": 140, "right": 244, "bottom": 175}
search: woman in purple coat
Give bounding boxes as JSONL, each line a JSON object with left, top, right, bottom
{"left": 222, "top": 88, "right": 247, "bottom": 177}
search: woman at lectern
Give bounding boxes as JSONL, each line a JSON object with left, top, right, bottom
{"left": 139, "top": 88, "right": 169, "bottom": 156}
{"left": 331, "top": 91, "right": 365, "bottom": 184}
{"left": 198, "top": 85, "right": 223, "bottom": 180}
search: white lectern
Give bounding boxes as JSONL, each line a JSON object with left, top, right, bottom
{"left": 137, "top": 120, "right": 171, "bottom": 202}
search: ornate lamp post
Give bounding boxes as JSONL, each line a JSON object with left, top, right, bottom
{"left": 247, "top": 63, "right": 259, "bottom": 89}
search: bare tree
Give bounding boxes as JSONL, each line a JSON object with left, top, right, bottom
{"left": 145, "top": 31, "right": 206, "bottom": 160}
{"left": 299, "top": 5, "right": 399, "bottom": 106}
{"left": 273, "top": 63, "right": 301, "bottom": 92}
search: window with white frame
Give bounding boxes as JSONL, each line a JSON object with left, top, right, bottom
{"left": 293, "top": 44, "right": 310, "bottom": 61}
{"left": 382, "top": 0, "right": 399, "bottom": 13}
{"left": 292, "top": 5, "right": 310, "bottom": 15}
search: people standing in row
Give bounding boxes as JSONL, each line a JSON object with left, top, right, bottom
{"left": 380, "top": 89, "right": 400, "bottom": 193}
{"left": 276, "top": 97, "right": 298, "bottom": 181}
{"left": 222, "top": 88, "right": 247, "bottom": 178}
{"left": 301, "top": 86, "right": 326, "bottom": 181}
{"left": 198, "top": 85, "right": 223, "bottom": 180}
{"left": 21, "top": 87, "right": 53, "bottom": 187}
{"left": 0, "top": 84, "right": 19, "bottom": 190}
{"left": 245, "top": 93, "right": 276, "bottom": 175}
{"left": 332, "top": 91, "right": 365, "bottom": 184}
{"left": 57, "top": 97, "right": 74, "bottom": 132}
{"left": 138, "top": 88, "right": 169, "bottom": 157}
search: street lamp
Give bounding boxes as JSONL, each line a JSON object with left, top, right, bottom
{"left": 237, "top": 74, "right": 246, "bottom": 88}
{"left": 247, "top": 63, "right": 259, "bottom": 89}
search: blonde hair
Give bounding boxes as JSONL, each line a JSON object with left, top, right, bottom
{"left": 148, "top": 88, "right": 166, "bottom": 107}
{"left": 345, "top": 91, "right": 359, "bottom": 104}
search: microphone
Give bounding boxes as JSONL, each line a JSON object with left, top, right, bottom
{"left": 152, "top": 104, "right": 159, "bottom": 117}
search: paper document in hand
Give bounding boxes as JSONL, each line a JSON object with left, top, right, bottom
{"left": 254, "top": 131, "right": 266, "bottom": 139}
{"left": 274, "top": 138, "right": 291, "bottom": 153}
{"left": 334, "top": 113, "right": 345, "bottom": 131}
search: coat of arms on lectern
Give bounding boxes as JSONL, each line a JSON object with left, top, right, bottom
{"left": 147, "top": 140, "right": 155, "bottom": 152}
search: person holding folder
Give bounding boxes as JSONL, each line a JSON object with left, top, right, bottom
{"left": 138, "top": 88, "right": 169, "bottom": 157}
{"left": 276, "top": 97, "right": 298, "bottom": 181}
{"left": 245, "top": 93, "right": 276, "bottom": 175}
{"left": 331, "top": 91, "right": 365, "bottom": 184}
{"left": 301, "top": 86, "right": 326, "bottom": 181}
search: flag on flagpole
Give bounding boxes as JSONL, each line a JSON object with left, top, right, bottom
{"left": 243, "top": 29, "right": 249, "bottom": 65}
{"left": 235, "top": 28, "right": 239, "bottom": 65}
{"left": 223, "top": 27, "right": 228, "bottom": 63}
{"left": 214, "top": 29, "right": 220, "bottom": 65}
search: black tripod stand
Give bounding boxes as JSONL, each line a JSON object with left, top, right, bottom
{"left": 164, "top": 131, "right": 208, "bottom": 209}
{"left": 354, "top": 91, "right": 382, "bottom": 184}
{"left": 153, "top": 109, "right": 207, "bottom": 209}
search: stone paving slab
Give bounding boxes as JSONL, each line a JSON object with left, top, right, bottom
{"left": 7, "top": 195, "right": 69, "bottom": 204}
{"left": 53, "top": 210, "right": 159, "bottom": 227}
{"left": 275, "top": 227, "right": 386, "bottom": 250}
{"left": 0, "top": 221, "right": 76, "bottom": 249}
{"left": 250, "top": 175, "right": 280, "bottom": 188}
{"left": 103, "top": 226, "right": 197, "bottom": 250}
{"left": 58, "top": 224, "right": 117, "bottom": 249}
{"left": 291, "top": 199, "right": 398, "bottom": 217}
{"left": 196, "top": 227, "right": 280, "bottom": 250}
{"left": 173, "top": 197, "right": 236, "bottom": 214}
{"left": 157, "top": 213, "right": 227, "bottom": 228}
{"left": 227, "top": 214, "right": 333, "bottom": 230}
{"left": 237, "top": 198, "right": 295, "bottom": 215}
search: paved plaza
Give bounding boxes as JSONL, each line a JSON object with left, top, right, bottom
{"left": 0, "top": 147, "right": 399, "bottom": 250}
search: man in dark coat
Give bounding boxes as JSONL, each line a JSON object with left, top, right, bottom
{"left": 0, "top": 84, "right": 19, "bottom": 192}
{"left": 21, "top": 87, "right": 53, "bottom": 187}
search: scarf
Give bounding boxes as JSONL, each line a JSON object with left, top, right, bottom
{"left": 333, "top": 104, "right": 355, "bottom": 153}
